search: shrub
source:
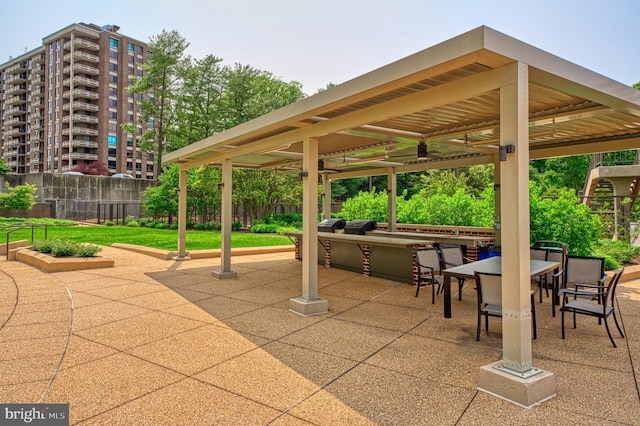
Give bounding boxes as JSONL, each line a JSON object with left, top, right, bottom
{"left": 76, "top": 244, "right": 102, "bottom": 257}
{"left": 104, "top": 221, "right": 116, "bottom": 226}
{"left": 592, "top": 239, "right": 639, "bottom": 270}
{"left": 31, "top": 239, "right": 56, "bottom": 253}
{"left": 32, "top": 238, "right": 102, "bottom": 257}
{"left": 145, "top": 221, "right": 157, "bottom": 228}
{"left": 251, "top": 223, "right": 279, "bottom": 233}
{"left": 155, "top": 222, "right": 168, "bottom": 229}
{"left": 126, "top": 220, "right": 140, "bottom": 227}
{"left": 170, "top": 222, "right": 179, "bottom": 230}
{"left": 50, "top": 239, "right": 81, "bottom": 257}
{"left": 125, "top": 215, "right": 136, "bottom": 225}
{"left": 194, "top": 223, "right": 208, "bottom": 230}
{"left": 232, "top": 221, "right": 242, "bottom": 231}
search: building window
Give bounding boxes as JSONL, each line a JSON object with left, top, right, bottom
{"left": 108, "top": 123, "right": 117, "bottom": 131}
{"left": 128, "top": 114, "right": 134, "bottom": 122}
{"left": 109, "top": 38, "right": 118, "bottom": 49}
{"left": 110, "top": 51, "right": 118, "bottom": 59}
{"left": 109, "top": 88, "right": 117, "bottom": 96}
{"left": 127, "top": 137, "right": 133, "bottom": 147}
{"left": 109, "top": 99, "right": 118, "bottom": 107}
{"left": 110, "top": 112, "right": 118, "bottom": 119}
{"left": 108, "top": 160, "right": 116, "bottom": 168}
{"left": 110, "top": 75, "right": 118, "bottom": 83}
{"left": 108, "top": 135, "right": 117, "bottom": 146}
{"left": 137, "top": 70, "right": 143, "bottom": 77}
{"left": 128, "top": 55, "right": 134, "bottom": 63}
{"left": 137, "top": 46, "right": 143, "bottom": 55}
{"left": 128, "top": 102, "right": 134, "bottom": 111}
{"left": 109, "top": 63, "right": 118, "bottom": 72}
{"left": 128, "top": 42, "right": 134, "bottom": 52}
{"left": 108, "top": 148, "right": 117, "bottom": 156}
{"left": 128, "top": 66, "right": 134, "bottom": 75}
{"left": 137, "top": 57, "right": 143, "bottom": 64}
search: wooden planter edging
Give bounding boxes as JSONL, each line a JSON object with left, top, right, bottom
{"left": 15, "top": 248, "right": 114, "bottom": 272}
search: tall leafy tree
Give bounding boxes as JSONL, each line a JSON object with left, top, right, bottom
{"left": 128, "top": 30, "right": 189, "bottom": 175}
{"left": 0, "top": 159, "right": 11, "bottom": 175}
{"left": 173, "top": 55, "right": 225, "bottom": 149}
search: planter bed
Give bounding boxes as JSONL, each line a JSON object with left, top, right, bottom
{"left": 14, "top": 248, "right": 114, "bottom": 272}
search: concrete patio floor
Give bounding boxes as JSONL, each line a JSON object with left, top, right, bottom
{"left": 1, "top": 245, "right": 639, "bottom": 425}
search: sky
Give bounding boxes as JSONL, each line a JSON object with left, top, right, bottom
{"left": 1, "top": 0, "right": 639, "bottom": 95}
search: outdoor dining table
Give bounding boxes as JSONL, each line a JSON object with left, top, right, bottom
{"left": 442, "top": 256, "right": 561, "bottom": 318}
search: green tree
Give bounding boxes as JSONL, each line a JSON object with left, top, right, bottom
{"left": 0, "top": 159, "right": 11, "bottom": 176}
{"left": 530, "top": 155, "right": 590, "bottom": 194}
{"left": 0, "top": 182, "right": 36, "bottom": 211}
{"left": 128, "top": 29, "right": 189, "bottom": 174}
{"left": 173, "top": 54, "right": 225, "bottom": 149}
{"left": 220, "top": 64, "right": 305, "bottom": 127}
{"left": 232, "top": 169, "right": 302, "bottom": 223}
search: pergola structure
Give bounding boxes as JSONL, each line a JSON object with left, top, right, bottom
{"left": 164, "top": 26, "right": 640, "bottom": 406}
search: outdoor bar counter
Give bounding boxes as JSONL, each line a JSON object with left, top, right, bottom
{"left": 366, "top": 230, "right": 494, "bottom": 261}
{"left": 285, "top": 231, "right": 432, "bottom": 285}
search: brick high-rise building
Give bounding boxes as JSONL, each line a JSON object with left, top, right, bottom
{"left": 0, "top": 23, "right": 156, "bottom": 179}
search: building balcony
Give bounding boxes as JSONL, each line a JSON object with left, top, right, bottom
{"left": 7, "top": 106, "right": 27, "bottom": 115}
{"left": 6, "top": 74, "right": 27, "bottom": 84}
{"left": 62, "top": 101, "right": 99, "bottom": 112}
{"left": 5, "top": 96, "right": 26, "bottom": 106}
{"left": 62, "top": 152, "right": 99, "bottom": 161}
{"left": 32, "top": 65, "right": 45, "bottom": 75}
{"left": 4, "top": 63, "right": 25, "bottom": 74}
{"left": 62, "top": 114, "right": 99, "bottom": 124}
{"left": 4, "top": 117, "right": 25, "bottom": 126}
{"left": 62, "top": 88, "right": 99, "bottom": 100}
{"left": 32, "top": 54, "right": 45, "bottom": 64}
{"left": 32, "top": 111, "right": 43, "bottom": 119}
{"left": 63, "top": 75, "right": 99, "bottom": 88}
{"left": 63, "top": 63, "right": 99, "bottom": 75}
{"left": 31, "top": 76, "right": 45, "bottom": 85}
{"left": 63, "top": 139, "right": 99, "bottom": 149}
{"left": 62, "top": 127, "right": 99, "bottom": 136}
{"left": 4, "top": 160, "right": 18, "bottom": 168}
{"left": 4, "top": 139, "right": 21, "bottom": 148}
{"left": 31, "top": 87, "right": 45, "bottom": 97}
{"left": 5, "top": 128, "right": 26, "bottom": 136}
{"left": 64, "top": 38, "right": 100, "bottom": 51}
{"left": 63, "top": 50, "right": 99, "bottom": 63}
{"left": 6, "top": 86, "right": 27, "bottom": 96}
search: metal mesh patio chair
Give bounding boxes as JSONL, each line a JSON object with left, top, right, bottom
{"left": 560, "top": 268, "right": 625, "bottom": 347}
{"left": 474, "top": 272, "right": 537, "bottom": 341}
{"left": 414, "top": 246, "right": 443, "bottom": 304}
{"left": 552, "top": 255, "right": 606, "bottom": 317}
{"left": 438, "top": 244, "right": 470, "bottom": 300}
{"left": 530, "top": 247, "right": 548, "bottom": 303}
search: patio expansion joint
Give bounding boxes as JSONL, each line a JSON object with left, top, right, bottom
{"left": 618, "top": 307, "right": 640, "bottom": 403}
{"left": 0, "top": 269, "right": 19, "bottom": 331}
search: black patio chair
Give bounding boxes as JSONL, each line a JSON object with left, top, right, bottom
{"left": 474, "top": 272, "right": 537, "bottom": 341}
{"left": 552, "top": 255, "right": 606, "bottom": 317}
{"left": 560, "top": 268, "right": 625, "bottom": 347}
{"left": 438, "top": 244, "right": 470, "bottom": 300}
{"left": 414, "top": 246, "right": 443, "bottom": 304}
{"left": 530, "top": 247, "right": 548, "bottom": 303}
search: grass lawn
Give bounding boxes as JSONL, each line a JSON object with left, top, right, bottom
{"left": 4, "top": 225, "right": 293, "bottom": 251}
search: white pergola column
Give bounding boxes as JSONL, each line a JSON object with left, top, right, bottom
{"left": 290, "top": 137, "right": 328, "bottom": 315}
{"left": 387, "top": 168, "right": 397, "bottom": 232}
{"left": 478, "top": 62, "right": 556, "bottom": 407}
{"left": 212, "top": 158, "right": 237, "bottom": 279}
{"left": 322, "top": 174, "right": 332, "bottom": 220}
{"left": 175, "top": 166, "right": 188, "bottom": 259}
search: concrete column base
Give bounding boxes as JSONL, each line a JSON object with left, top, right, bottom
{"left": 289, "top": 297, "right": 328, "bottom": 316}
{"left": 478, "top": 361, "right": 556, "bottom": 408}
{"left": 211, "top": 270, "right": 238, "bottom": 280}
{"left": 172, "top": 255, "right": 191, "bottom": 261}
